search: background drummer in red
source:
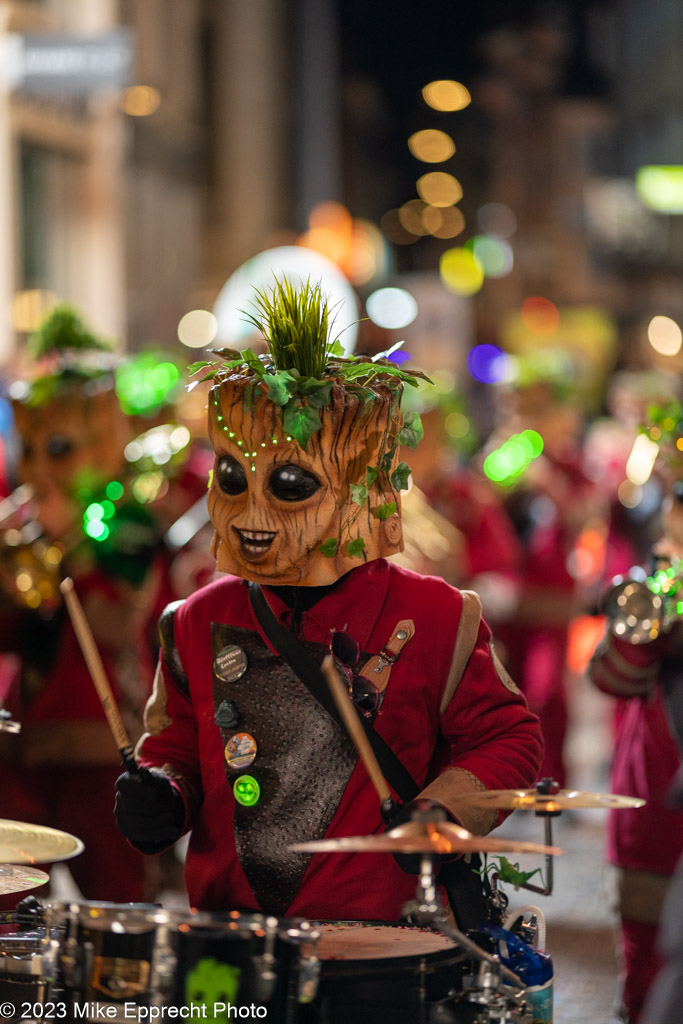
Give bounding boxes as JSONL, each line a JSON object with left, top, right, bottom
{"left": 589, "top": 400, "right": 683, "bottom": 1024}
{"left": 114, "top": 280, "right": 544, "bottom": 925}
{"left": 0, "top": 306, "right": 198, "bottom": 905}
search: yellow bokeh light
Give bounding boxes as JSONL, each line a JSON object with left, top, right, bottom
{"left": 422, "top": 80, "right": 471, "bottom": 112}
{"left": 421, "top": 206, "right": 443, "bottom": 233}
{"left": 399, "top": 200, "right": 430, "bottom": 236}
{"left": 121, "top": 85, "right": 161, "bottom": 117}
{"left": 416, "top": 172, "right": 463, "bottom": 207}
{"left": 648, "top": 315, "right": 682, "bottom": 356}
{"left": 380, "top": 209, "right": 419, "bottom": 246}
{"left": 439, "top": 248, "right": 484, "bottom": 296}
{"left": 430, "top": 207, "right": 466, "bottom": 239}
{"left": 408, "top": 129, "right": 455, "bottom": 163}
{"left": 12, "top": 290, "right": 58, "bottom": 332}
{"left": 348, "top": 219, "right": 384, "bottom": 286}
{"left": 177, "top": 309, "right": 218, "bottom": 349}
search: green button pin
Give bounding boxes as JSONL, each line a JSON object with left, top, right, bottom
{"left": 233, "top": 774, "right": 260, "bottom": 807}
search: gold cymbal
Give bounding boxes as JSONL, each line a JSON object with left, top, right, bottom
{"left": 0, "top": 864, "right": 49, "bottom": 896}
{"left": 0, "top": 819, "right": 84, "bottom": 865}
{"left": 455, "top": 789, "right": 646, "bottom": 812}
{"left": 290, "top": 821, "right": 562, "bottom": 856}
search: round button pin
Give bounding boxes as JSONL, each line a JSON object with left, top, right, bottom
{"left": 214, "top": 644, "right": 248, "bottom": 683}
{"left": 215, "top": 699, "right": 239, "bottom": 729}
{"left": 233, "top": 774, "right": 260, "bottom": 807}
{"left": 225, "top": 732, "right": 258, "bottom": 770}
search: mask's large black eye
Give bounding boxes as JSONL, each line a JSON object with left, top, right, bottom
{"left": 673, "top": 481, "right": 683, "bottom": 504}
{"left": 269, "top": 464, "right": 321, "bottom": 502}
{"left": 216, "top": 455, "right": 248, "bottom": 495}
{"left": 46, "top": 436, "right": 75, "bottom": 459}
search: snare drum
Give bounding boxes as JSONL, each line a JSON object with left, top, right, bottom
{"left": 49, "top": 902, "right": 165, "bottom": 1022}
{"left": 301, "top": 921, "right": 477, "bottom": 1024}
{"left": 162, "top": 911, "right": 320, "bottom": 1023}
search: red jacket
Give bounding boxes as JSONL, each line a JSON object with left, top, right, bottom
{"left": 590, "top": 631, "right": 683, "bottom": 876}
{"left": 139, "top": 559, "right": 543, "bottom": 920}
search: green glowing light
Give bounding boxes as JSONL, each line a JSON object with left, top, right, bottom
{"left": 85, "top": 502, "right": 105, "bottom": 521}
{"left": 105, "top": 481, "right": 124, "bottom": 501}
{"left": 85, "top": 520, "right": 109, "bottom": 541}
{"left": 101, "top": 500, "right": 116, "bottom": 519}
{"left": 483, "top": 429, "right": 544, "bottom": 487}
{"left": 233, "top": 775, "right": 260, "bottom": 807}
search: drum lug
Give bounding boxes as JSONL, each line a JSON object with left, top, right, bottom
{"left": 151, "top": 933, "right": 176, "bottom": 996}
{"left": 250, "top": 953, "right": 277, "bottom": 1003}
{"left": 297, "top": 954, "right": 320, "bottom": 1004}
{"left": 251, "top": 917, "right": 278, "bottom": 1003}
{"left": 59, "top": 936, "right": 80, "bottom": 989}
{"left": 41, "top": 937, "right": 61, "bottom": 985}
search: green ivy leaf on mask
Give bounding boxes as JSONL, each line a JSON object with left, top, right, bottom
{"left": 350, "top": 483, "right": 369, "bottom": 506}
{"left": 241, "top": 348, "right": 267, "bottom": 376}
{"left": 266, "top": 371, "right": 299, "bottom": 407}
{"left": 399, "top": 411, "right": 423, "bottom": 449}
{"left": 318, "top": 537, "right": 339, "bottom": 557}
{"left": 187, "top": 360, "right": 217, "bottom": 376}
{"left": 347, "top": 537, "right": 366, "bottom": 557}
{"left": 282, "top": 400, "right": 322, "bottom": 450}
{"left": 381, "top": 443, "right": 397, "bottom": 473}
{"left": 390, "top": 462, "right": 411, "bottom": 491}
{"left": 365, "top": 465, "right": 379, "bottom": 487}
{"left": 373, "top": 501, "right": 397, "bottom": 521}
{"left": 297, "top": 378, "right": 334, "bottom": 408}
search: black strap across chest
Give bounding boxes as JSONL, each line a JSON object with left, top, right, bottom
{"left": 247, "top": 581, "right": 419, "bottom": 804}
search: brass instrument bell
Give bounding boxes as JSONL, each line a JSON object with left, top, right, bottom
{"left": 604, "top": 563, "right": 683, "bottom": 644}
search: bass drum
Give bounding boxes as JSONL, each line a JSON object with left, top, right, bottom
{"left": 300, "top": 921, "right": 480, "bottom": 1024}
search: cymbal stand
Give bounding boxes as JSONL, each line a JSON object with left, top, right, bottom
{"left": 402, "top": 853, "right": 526, "bottom": 994}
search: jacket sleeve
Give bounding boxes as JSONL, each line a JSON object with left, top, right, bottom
{"left": 135, "top": 601, "right": 203, "bottom": 827}
{"left": 588, "top": 626, "right": 663, "bottom": 699}
{"left": 419, "top": 594, "right": 544, "bottom": 834}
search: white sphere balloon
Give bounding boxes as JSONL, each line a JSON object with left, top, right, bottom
{"left": 213, "top": 245, "right": 359, "bottom": 354}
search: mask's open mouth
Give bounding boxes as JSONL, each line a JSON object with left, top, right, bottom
{"left": 233, "top": 527, "right": 276, "bottom": 561}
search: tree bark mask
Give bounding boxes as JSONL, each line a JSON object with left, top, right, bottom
{"left": 207, "top": 375, "right": 404, "bottom": 586}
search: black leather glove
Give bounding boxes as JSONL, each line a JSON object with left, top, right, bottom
{"left": 114, "top": 767, "right": 185, "bottom": 854}
{"left": 388, "top": 797, "right": 457, "bottom": 875}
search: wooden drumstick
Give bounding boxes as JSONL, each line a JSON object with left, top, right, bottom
{"left": 321, "top": 654, "right": 392, "bottom": 806}
{"left": 59, "top": 577, "right": 139, "bottom": 775}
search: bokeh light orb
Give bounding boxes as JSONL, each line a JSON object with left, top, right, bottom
{"left": 408, "top": 129, "right": 455, "bottom": 163}
{"left": 465, "top": 235, "right": 513, "bottom": 278}
{"left": 416, "top": 172, "right": 463, "bottom": 207}
{"left": 477, "top": 202, "right": 517, "bottom": 238}
{"left": 466, "top": 344, "right": 510, "bottom": 383}
{"left": 177, "top": 309, "right": 218, "bottom": 349}
{"left": 422, "top": 80, "right": 471, "bottom": 112}
{"left": 647, "top": 315, "right": 682, "bottom": 356}
{"left": 213, "top": 246, "right": 359, "bottom": 353}
{"left": 520, "top": 297, "right": 560, "bottom": 336}
{"left": 439, "top": 248, "right": 484, "bottom": 295}
{"left": 366, "top": 288, "right": 418, "bottom": 330}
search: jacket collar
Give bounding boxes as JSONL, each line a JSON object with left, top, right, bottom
{"left": 251, "top": 558, "right": 391, "bottom": 655}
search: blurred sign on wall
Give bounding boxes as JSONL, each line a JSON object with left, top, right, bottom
{"left": 0, "top": 31, "right": 133, "bottom": 94}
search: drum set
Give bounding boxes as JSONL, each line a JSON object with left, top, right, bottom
{"left": 0, "top": 782, "right": 644, "bottom": 1024}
